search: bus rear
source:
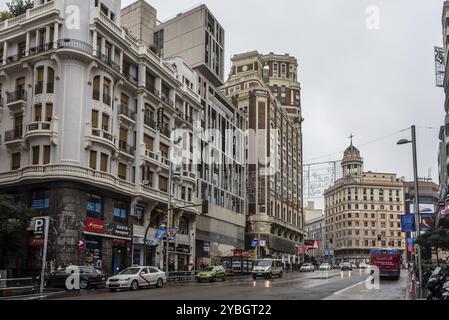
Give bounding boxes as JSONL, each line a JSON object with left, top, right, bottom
{"left": 370, "top": 249, "right": 401, "bottom": 279}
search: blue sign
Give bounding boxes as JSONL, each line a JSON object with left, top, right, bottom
{"left": 155, "top": 228, "right": 165, "bottom": 240}
{"left": 401, "top": 214, "right": 416, "bottom": 232}
{"left": 134, "top": 207, "right": 143, "bottom": 220}
{"left": 32, "top": 199, "right": 49, "bottom": 209}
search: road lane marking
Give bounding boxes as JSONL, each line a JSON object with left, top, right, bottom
{"left": 332, "top": 279, "right": 368, "bottom": 296}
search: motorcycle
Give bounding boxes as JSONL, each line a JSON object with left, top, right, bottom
{"left": 425, "top": 267, "right": 446, "bottom": 300}
{"left": 441, "top": 279, "right": 449, "bottom": 300}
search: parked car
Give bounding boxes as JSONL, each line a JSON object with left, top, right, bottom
{"left": 350, "top": 263, "right": 358, "bottom": 269}
{"left": 300, "top": 263, "right": 315, "bottom": 272}
{"left": 197, "top": 266, "right": 227, "bottom": 282}
{"left": 106, "top": 266, "right": 166, "bottom": 291}
{"left": 341, "top": 262, "right": 353, "bottom": 271}
{"left": 252, "top": 259, "right": 283, "bottom": 279}
{"left": 41, "top": 266, "right": 106, "bottom": 289}
{"left": 359, "top": 262, "right": 368, "bottom": 269}
{"left": 319, "top": 263, "right": 332, "bottom": 271}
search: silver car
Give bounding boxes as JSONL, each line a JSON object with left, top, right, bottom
{"left": 300, "top": 263, "right": 315, "bottom": 272}
{"left": 319, "top": 263, "right": 332, "bottom": 271}
{"left": 106, "top": 266, "right": 166, "bottom": 291}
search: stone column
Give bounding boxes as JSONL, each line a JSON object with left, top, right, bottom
{"left": 53, "top": 22, "right": 59, "bottom": 48}
{"left": 25, "top": 31, "right": 30, "bottom": 56}
{"left": 92, "top": 30, "right": 98, "bottom": 56}
{"left": 3, "top": 42, "right": 8, "bottom": 65}
{"left": 45, "top": 26, "right": 51, "bottom": 44}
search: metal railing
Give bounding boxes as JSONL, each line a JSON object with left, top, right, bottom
{"left": 0, "top": 278, "right": 35, "bottom": 297}
{"left": 4, "top": 127, "right": 23, "bottom": 142}
{"left": 144, "top": 116, "right": 157, "bottom": 129}
{"left": 6, "top": 90, "right": 27, "bottom": 103}
{"left": 57, "top": 39, "right": 93, "bottom": 55}
{"left": 122, "top": 69, "right": 138, "bottom": 86}
{"left": 27, "top": 121, "right": 51, "bottom": 132}
{"left": 145, "top": 82, "right": 159, "bottom": 97}
{"left": 119, "top": 140, "right": 136, "bottom": 156}
{"left": 28, "top": 42, "right": 54, "bottom": 56}
{"left": 118, "top": 104, "right": 136, "bottom": 121}
{"left": 92, "top": 128, "right": 114, "bottom": 143}
{"left": 161, "top": 93, "right": 174, "bottom": 107}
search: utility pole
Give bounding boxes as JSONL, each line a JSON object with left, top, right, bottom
{"left": 411, "top": 126, "right": 423, "bottom": 299}
{"left": 39, "top": 217, "right": 50, "bottom": 294}
{"left": 165, "top": 161, "right": 173, "bottom": 276}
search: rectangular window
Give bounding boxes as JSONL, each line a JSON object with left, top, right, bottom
{"left": 12, "top": 153, "right": 21, "bottom": 170}
{"left": 90, "top": 151, "right": 97, "bottom": 170}
{"left": 32, "top": 146, "right": 40, "bottom": 165}
{"left": 91, "top": 110, "right": 99, "bottom": 128}
{"left": 35, "top": 104, "right": 42, "bottom": 121}
{"left": 118, "top": 163, "right": 127, "bottom": 180}
{"left": 43, "top": 145, "right": 50, "bottom": 165}
{"left": 102, "top": 113, "right": 109, "bottom": 131}
{"left": 159, "top": 176, "right": 168, "bottom": 192}
{"left": 45, "top": 103, "right": 53, "bottom": 122}
{"left": 113, "top": 200, "right": 128, "bottom": 224}
{"left": 100, "top": 153, "right": 108, "bottom": 172}
{"left": 86, "top": 193, "right": 103, "bottom": 220}
{"left": 160, "top": 143, "right": 169, "bottom": 158}
{"left": 144, "top": 135, "right": 154, "bottom": 151}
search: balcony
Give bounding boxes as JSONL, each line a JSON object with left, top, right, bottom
{"left": 0, "top": 165, "right": 136, "bottom": 196}
{"left": 161, "top": 93, "right": 174, "bottom": 108}
{"left": 144, "top": 116, "right": 157, "bottom": 130}
{"left": 160, "top": 125, "right": 171, "bottom": 138}
{"left": 90, "top": 128, "right": 116, "bottom": 150}
{"left": 24, "top": 121, "right": 52, "bottom": 140}
{"left": 3, "top": 54, "right": 21, "bottom": 66}
{"left": 98, "top": 53, "right": 121, "bottom": 73}
{"left": 6, "top": 90, "right": 27, "bottom": 112}
{"left": 145, "top": 82, "right": 160, "bottom": 98}
{"left": 119, "top": 140, "right": 136, "bottom": 157}
{"left": 118, "top": 104, "right": 136, "bottom": 124}
{"left": 57, "top": 39, "right": 93, "bottom": 55}
{"left": 4, "top": 127, "right": 23, "bottom": 147}
{"left": 122, "top": 69, "right": 138, "bottom": 86}
{"left": 181, "top": 171, "right": 196, "bottom": 184}
{"left": 143, "top": 149, "right": 170, "bottom": 168}
{"left": 27, "top": 42, "right": 54, "bottom": 58}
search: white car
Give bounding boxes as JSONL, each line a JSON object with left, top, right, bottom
{"left": 300, "top": 263, "right": 315, "bottom": 272}
{"left": 106, "top": 266, "right": 166, "bottom": 291}
{"left": 319, "top": 263, "right": 332, "bottom": 271}
{"left": 359, "top": 262, "right": 368, "bottom": 269}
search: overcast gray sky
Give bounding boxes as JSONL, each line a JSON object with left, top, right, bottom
{"left": 2, "top": 1, "right": 444, "bottom": 196}
{"left": 129, "top": 0, "right": 442, "bottom": 187}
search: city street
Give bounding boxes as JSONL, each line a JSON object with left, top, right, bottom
{"left": 42, "top": 269, "right": 409, "bottom": 301}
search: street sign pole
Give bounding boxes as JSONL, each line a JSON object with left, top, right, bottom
{"left": 39, "top": 217, "right": 49, "bottom": 294}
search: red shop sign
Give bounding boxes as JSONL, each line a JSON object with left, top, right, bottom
{"left": 28, "top": 238, "right": 45, "bottom": 247}
{"left": 112, "top": 239, "right": 127, "bottom": 247}
{"left": 84, "top": 218, "right": 105, "bottom": 234}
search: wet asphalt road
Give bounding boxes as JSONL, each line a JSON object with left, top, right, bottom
{"left": 47, "top": 269, "right": 409, "bottom": 300}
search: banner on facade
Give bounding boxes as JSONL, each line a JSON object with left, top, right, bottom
{"left": 407, "top": 238, "right": 414, "bottom": 253}
{"left": 435, "top": 46, "right": 445, "bottom": 88}
{"left": 401, "top": 214, "right": 416, "bottom": 232}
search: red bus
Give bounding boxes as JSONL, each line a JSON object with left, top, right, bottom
{"left": 370, "top": 249, "right": 401, "bottom": 280}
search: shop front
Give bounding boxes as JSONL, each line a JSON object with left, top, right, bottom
{"left": 82, "top": 217, "right": 132, "bottom": 275}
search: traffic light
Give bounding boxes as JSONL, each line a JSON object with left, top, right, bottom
{"left": 201, "top": 200, "right": 209, "bottom": 215}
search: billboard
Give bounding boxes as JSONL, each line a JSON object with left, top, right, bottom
{"left": 410, "top": 203, "right": 436, "bottom": 231}
{"left": 435, "top": 46, "right": 445, "bottom": 88}
{"left": 304, "top": 240, "right": 319, "bottom": 249}
{"left": 401, "top": 214, "right": 416, "bottom": 232}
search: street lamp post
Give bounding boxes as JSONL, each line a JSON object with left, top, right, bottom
{"left": 397, "top": 125, "right": 423, "bottom": 299}
{"left": 165, "top": 136, "right": 182, "bottom": 276}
